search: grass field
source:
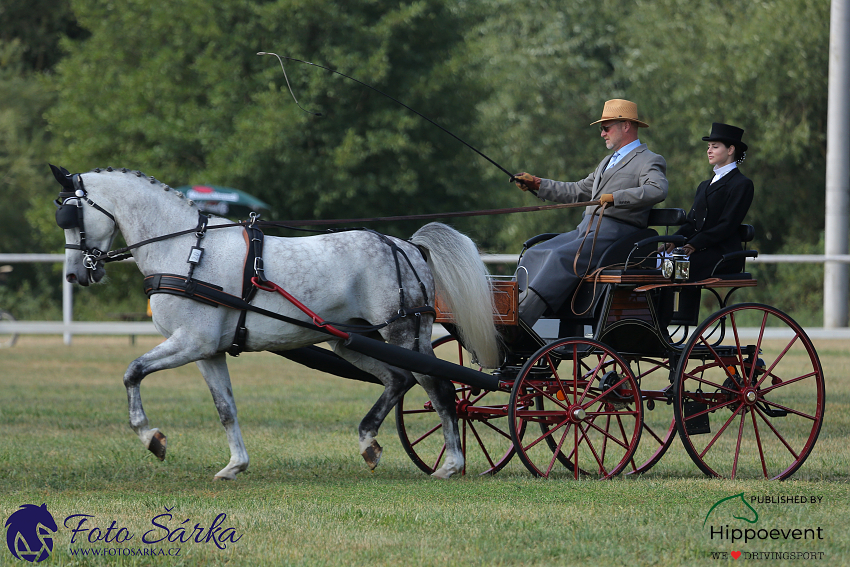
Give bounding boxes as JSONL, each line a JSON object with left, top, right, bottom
{"left": 1, "top": 335, "right": 849, "bottom": 566}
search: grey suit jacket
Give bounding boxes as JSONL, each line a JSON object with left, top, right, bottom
{"left": 537, "top": 144, "right": 668, "bottom": 228}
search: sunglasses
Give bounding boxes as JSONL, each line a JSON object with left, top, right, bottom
{"left": 599, "top": 121, "right": 624, "bottom": 133}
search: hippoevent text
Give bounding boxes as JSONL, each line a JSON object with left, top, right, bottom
{"left": 710, "top": 525, "right": 824, "bottom": 544}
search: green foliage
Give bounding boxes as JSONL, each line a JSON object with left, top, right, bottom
{"left": 0, "top": 0, "right": 836, "bottom": 324}
{"left": 47, "top": 0, "right": 490, "bottom": 238}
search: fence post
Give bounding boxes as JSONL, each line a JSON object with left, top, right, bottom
{"left": 824, "top": 0, "right": 850, "bottom": 328}
{"left": 62, "top": 264, "right": 73, "bottom": 345}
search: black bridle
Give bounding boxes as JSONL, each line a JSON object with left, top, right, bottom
{"left": 53, "top": 170, "right": 118, "bottom": 273}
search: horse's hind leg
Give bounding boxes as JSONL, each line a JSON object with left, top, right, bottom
{"left": 413, "top": 373, "right": 464, "bottom": 479}
{"left": 195, "top": 354, "right": 249, "bottom": 480}
{"left": 331, "top": 341, "right": 416, "bottom": 470}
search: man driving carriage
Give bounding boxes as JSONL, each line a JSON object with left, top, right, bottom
{"left": 512, "top": 99, "right": 668, "bottom": 328}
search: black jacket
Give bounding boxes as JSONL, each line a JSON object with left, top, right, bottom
{"left": 676, "top": 168, "right": 754, "bottom": 279}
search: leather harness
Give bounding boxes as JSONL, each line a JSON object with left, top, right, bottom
{"left": 142, "top": 214, "right": 435, "bottom": 356}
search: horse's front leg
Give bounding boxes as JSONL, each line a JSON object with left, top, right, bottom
{"left": 195, "top": 354, "right": 249, "bottom": 480}
{"left": 124, "top": 330, "right": 214, "bottom": 461}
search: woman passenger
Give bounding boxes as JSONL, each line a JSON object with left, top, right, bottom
{"left": 665, "top": 123, "right": 754, "bottom": 281}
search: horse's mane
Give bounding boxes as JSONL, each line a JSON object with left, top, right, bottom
{"left": 87, "top": 167, "right": 199, "bottom": 210}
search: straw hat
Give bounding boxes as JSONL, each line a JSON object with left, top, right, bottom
{"left": 589, "top": 99, "right": 649, "bottom": 128}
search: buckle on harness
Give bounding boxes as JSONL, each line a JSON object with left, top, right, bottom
{"left": 253, "top": 257, "right": 267, "bottom": 282}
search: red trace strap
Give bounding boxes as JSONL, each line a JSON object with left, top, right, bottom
{"left": 251, "top": 276, "right": 349, "bottom": 339}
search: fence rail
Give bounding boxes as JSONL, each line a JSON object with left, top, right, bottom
{"left": 3, "top": 253, "right": 850, "bottom": 344}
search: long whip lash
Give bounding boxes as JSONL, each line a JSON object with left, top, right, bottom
{"left": 257, "top": 51, "right": 527, "bottom": 188}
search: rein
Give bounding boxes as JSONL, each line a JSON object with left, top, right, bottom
{"left": 79, "top": 199, "right": 601, "bottom": 265}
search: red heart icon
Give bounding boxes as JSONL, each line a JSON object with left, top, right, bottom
{"left": 731, "top": 551, "right": 742, "bottom": 560}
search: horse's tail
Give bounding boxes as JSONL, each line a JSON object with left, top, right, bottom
{"left": 410, "top": 222, "right": 500, "bottom": 368}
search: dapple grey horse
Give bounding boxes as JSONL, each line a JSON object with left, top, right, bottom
{"left": 52, "top": 165, "right": 500, "bottom": 480}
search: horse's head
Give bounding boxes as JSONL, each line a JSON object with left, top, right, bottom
{"left": 50, "top": 164, "right": 118, "bottom": 286}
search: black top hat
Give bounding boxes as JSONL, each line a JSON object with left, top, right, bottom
{"left": 702, "top": 122, "right": 748, "bottom": 153}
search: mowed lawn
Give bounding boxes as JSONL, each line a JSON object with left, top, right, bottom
{"left": 1, "top": 335, "right": 849, "bottom": 566}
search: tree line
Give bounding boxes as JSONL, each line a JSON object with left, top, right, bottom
{"left": 0, "top": 0, "right": 832, "bottom": 323}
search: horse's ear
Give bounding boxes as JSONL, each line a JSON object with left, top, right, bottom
{"left": 49, "top": 164, "right": 74, "bottom": 190}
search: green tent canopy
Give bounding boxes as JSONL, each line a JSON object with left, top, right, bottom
{"left": 174, "top": 185, "right": 272, "bottom": 219}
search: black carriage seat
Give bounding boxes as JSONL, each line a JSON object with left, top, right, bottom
{"left": 517, "top": 209, "right": 686, "bottom": 344}
{"left": 521, "top": 208, "right": 688, "bottom": 272}
{"left": 709, "top": 224, "right": 758, "bottom": 280}
{"left": 523, "top": 208, "right": 687, "bottom": 320}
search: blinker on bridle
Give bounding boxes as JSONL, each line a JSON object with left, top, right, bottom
{"left": 54, "top": 172, "right": 117, "bottom": 271}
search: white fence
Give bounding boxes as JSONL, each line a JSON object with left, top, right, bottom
{"left": 3, "top": 253, "right": 850, "bottom": 344}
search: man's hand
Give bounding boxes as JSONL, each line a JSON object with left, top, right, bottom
{"left": 682, "top": 244, "right": 696, "bottom": 255}
{"left": 512, "top": 172, "right": 541, "bottom": 192}
{"left": 599, "top": 193, "right": 614, "bottom": 204}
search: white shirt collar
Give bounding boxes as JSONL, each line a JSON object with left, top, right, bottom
{"left": 711, "top": 162, "right": 738, "bottom": 184}
{"left": 616, "top": 139, "right": 642, "bottom": 160}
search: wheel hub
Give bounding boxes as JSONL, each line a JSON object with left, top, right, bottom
{"left": 571, "top": 406, "right": 587, "bottom": 422}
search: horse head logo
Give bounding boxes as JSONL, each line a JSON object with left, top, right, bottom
{"left": 703, "top": 493, "right": 759, "bottom": 527}
{"left": 4, "top": 504, "right": 58, "bottom": 563}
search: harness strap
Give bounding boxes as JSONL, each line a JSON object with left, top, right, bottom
{"left": 186, "top": 214, "right": 209, "bottom": 282}
{"left": 229, "top": 218, "right": 267, "bottom": 356}
{"left": 143, "top": 274, "right": 343, "bottom": 337}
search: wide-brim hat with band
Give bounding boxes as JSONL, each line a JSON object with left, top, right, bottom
{"left": 702, "top": 122, "right": 748, "bottom": 152}
{"left": 589, "top": 99, "right": 649, "bottom": 128}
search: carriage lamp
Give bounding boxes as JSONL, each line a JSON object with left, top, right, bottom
{"left": 661, "top": 248, "right": 690, "bottom": 282}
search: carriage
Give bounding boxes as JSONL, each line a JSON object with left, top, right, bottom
{"left": 394, "top": 208, "right": 825, "bottom": 481}
{"left": 52, "top": 165, "right": 824, "bottom": 481}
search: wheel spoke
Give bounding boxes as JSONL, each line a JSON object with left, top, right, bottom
{"left": 753, "top": 405, "right": 801, "bottom": 460}
{"left": 750, "top": 408, "right": 769, "bottom": 478}
{"left": 523, "top": 416, "right": 570, "bottom": 452}
{"left": 758, "top": 370, "right": 819, "bottom": 395}
{"left": 731, "top": 410, "right": 747, "bottom": 479}
{"left": 585, "top": 412, "right": 634, "bottom": 452}
{"left": 642, "top": 420, "right": 667, "bottom": 445}
{"left": 577, "top": 353, "right": 610, "bottom": 406}
{"left": 467, "top": 420, "right": 496, "bottom": 470}
{"left": 478, "top": 417, "right": 513, "bottom": 440}
{"left": 546, "top": 423, "right": 571, "bottom": 477}
{"left": 431, "top": 444, "right": 447, "bottom": 471}
{"left": 699, "top": 403, "right": 745, "bottom": 459}
{"left": 576, "top": 421, "right": 609, "bottom": 477}
{"left": 754, "top": 335, "right": 799, "bottom": 390}
{"left": 681, "top": 368, "right": 739, "bottom": 394}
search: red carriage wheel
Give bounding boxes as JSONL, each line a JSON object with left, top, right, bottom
{"left": 624, "top": 357, "right": 677, "bottom": 475}
{"left": 395, "top": 335, "right": 519, "bottom": 476}
{"left": 673, "top": 303, "right": 825, "bottom": 480}
{"left": 509, "top": 338, "right": 642, "bottom": 479}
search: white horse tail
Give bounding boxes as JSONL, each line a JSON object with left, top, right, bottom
{"left": 410, "top": 222, "right": 500, "bottom": 368}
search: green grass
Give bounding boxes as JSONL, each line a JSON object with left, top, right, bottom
{"left": 1, "top": 336, "right": 849, "bottom": 566}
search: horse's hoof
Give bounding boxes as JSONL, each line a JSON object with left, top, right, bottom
{"left": 430, "top": 469, "right": 452, "bottom": 480}
{"left": 361, "top": 439, "right": 382, "bottom": 470}
{"left": 213, "top": 476, "right": 233, "bottom": 481}
{"left": 148, "top": 431, "right": 167, "bottom": 461}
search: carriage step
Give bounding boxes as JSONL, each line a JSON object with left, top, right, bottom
{"left": 683, "top": 401, "right": 711, "bottom": 435}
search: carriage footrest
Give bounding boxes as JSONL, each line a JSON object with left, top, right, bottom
{"left": 683, "top": 401, "right": 711, "bottom": 435}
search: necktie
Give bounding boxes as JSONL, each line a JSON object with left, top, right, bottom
{"left": 606, "top": 152, "right": 620, "bottom": 171}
